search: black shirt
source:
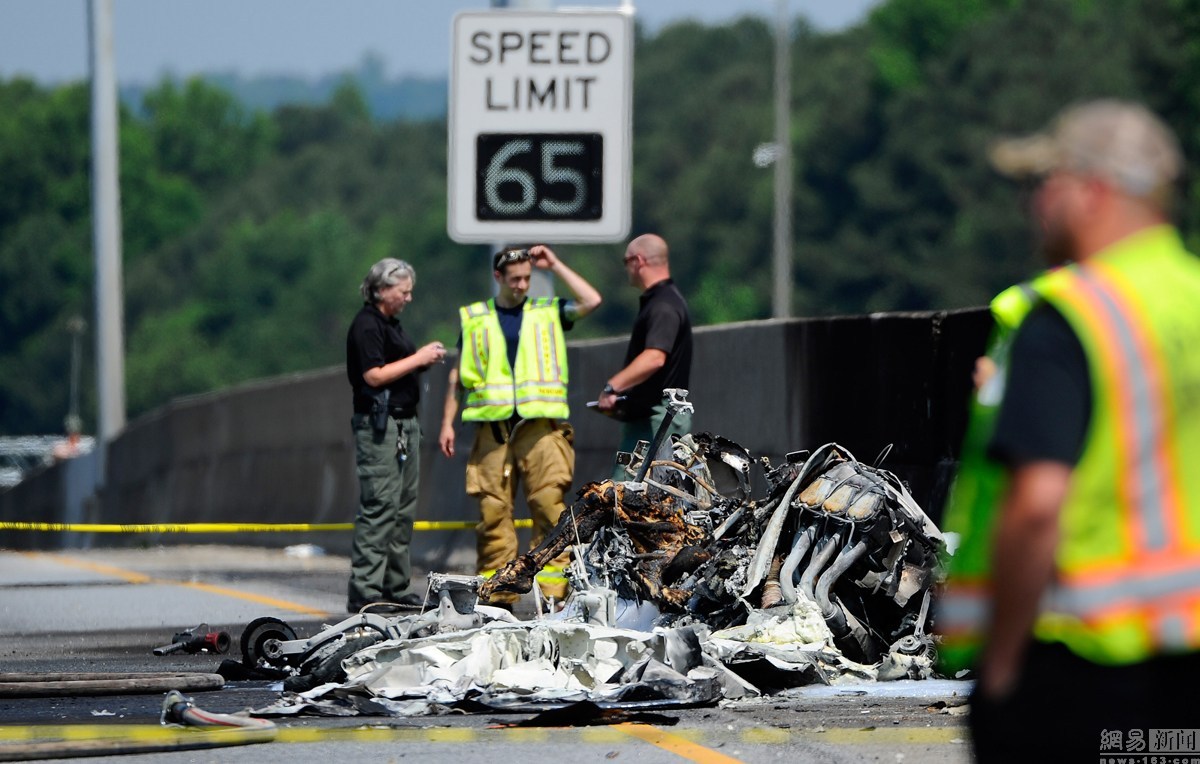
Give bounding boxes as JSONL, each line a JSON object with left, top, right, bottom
{"left": 989, "top": 304, "right": 1092, "bottom": 467}
{"left": 622, "top": 279, "right": 693, "bottom": 419}
{"left": 346, "top": 303, "right": 420, "bottom": 414}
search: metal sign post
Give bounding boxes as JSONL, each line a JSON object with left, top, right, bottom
{"left": 448, "top": 9, "right": 633, "bottom": 244}
{"left": 89, "top": 0, "right": 126, "bottom": 486}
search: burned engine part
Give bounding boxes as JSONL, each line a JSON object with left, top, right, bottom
{"left": 479, "top": 482, "right": 619, "bottom": 601}
{"left": 478, "top": 434, "right": 943, "bottom": 675}
{"left": 633, "top": 388, "right": 694, "bottom": 484}
{"left": 481, "top": 480, "right": 711, "bottom": 606}
{"left": 740, "top": 447, "right": 831, "bottom": 601}
{"left": 777, "top": 525, "right": 817, "bottom": 604}
{"left": 760, "top": 555, "right": 786, "bottom": 609}
{"left": 427, "top": 572, "right": 483, "bottom": 631}
{"left": 563, "top": 586, "right": 619, "bottom": 627}
{"left": 691, "top": 433, "right": 753, "bottom": 504}
{"left": 739, "top": 444, "right": 944, "bottom": 664}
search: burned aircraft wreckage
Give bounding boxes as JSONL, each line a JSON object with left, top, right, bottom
{"left": 245, "top": 391, "right": 947, "bottom": 716}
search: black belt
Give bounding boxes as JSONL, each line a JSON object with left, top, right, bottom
{"left": 390, "top": 407, "right": 417, "bottom": 420}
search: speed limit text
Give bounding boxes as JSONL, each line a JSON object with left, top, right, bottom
{"left": 468, "top": 29, "right": 611, "bottom": 112}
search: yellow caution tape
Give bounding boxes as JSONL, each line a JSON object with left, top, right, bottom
{"left": 0, "top": 520, "right": 532, "bottom": 533}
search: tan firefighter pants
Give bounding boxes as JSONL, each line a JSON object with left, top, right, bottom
{"left": 466, "top": 418, "right": 574, "bottom": 602}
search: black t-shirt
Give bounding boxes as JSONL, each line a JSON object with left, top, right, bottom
{"left": 989, "top": 304, "right": 1092, "bottom": 467}
{"left": 622, "top": 279, "right": 693, "bottom": 419}
{"left": 346, "top": 304, "right": 420, "bottom": 414}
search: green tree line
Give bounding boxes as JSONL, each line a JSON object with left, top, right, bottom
{"left": 2, "top": 0, "right": 1198, "bottom": 435}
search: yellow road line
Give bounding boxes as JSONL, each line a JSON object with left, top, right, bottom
{"left": 175, "top": 581, "right": 329, "bottom": 617}
{"left": 20, "top": 552, "right": 330, "bottom": 617}
{"left": 616, "top": 723, "right": 744, "bottom": 764}
{"left": 20, "top": 553, "right": 153, "bottom": 585}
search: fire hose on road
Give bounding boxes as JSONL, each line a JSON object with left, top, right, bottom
{"left": 0, "top": 690, "right": 276, "bottom": 762}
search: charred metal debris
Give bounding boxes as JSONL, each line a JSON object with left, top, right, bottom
{"left": 245, "top": 390, "right": 947, "bottom": 717}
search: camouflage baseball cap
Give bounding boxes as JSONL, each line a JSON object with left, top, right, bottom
{"left": 989, "top": 100, "right": 1182, "bottom": 200}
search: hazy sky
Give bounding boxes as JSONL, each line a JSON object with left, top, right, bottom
{"left": 0, "top": 0, "right": 882, "bottom": 84}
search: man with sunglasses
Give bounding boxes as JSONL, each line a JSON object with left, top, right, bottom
{"left": 439, "top": 245, "right": 601, "bottom": 608}
{"left": 596, "top": 234, "right": 693, "bottom": 477}
{"left": 937, "top": 101, "right": 1200, "bottom": 760}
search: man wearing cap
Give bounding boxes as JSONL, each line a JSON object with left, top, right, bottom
{"left": 439, "top": 246, "right": 601, "bottom": 608}
{"left": 937, "top": 100, "right": 1200, "bottom": 760}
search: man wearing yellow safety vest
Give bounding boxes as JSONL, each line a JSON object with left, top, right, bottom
{"left": 438, "top": 246, "right": 602, "bottom": 609}
{"left": 937, "top": 100, "right": 1200, "bottom": 761}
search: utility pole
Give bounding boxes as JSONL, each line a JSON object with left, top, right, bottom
{"left": 89, "top": 0, "right": 126, "bottom": 483}
{"left": 771, "top": 0, "right": 793, "bottom": 319}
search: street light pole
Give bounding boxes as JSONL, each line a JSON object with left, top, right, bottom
{"left": 771, "top": 0, "right": 793, "bottom": 319}
{"left": 88, "top": 0, "right": 126, "bottom": 483}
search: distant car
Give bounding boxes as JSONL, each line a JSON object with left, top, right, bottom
{"left": 0, "top": 435, "right": 93, "bottom": 489}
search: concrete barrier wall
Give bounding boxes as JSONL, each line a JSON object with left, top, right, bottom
{"left": 0, "top": 448, "right": 98, "bottom": 551}
{"left": 0, "top": 310, "right": 992, "bottom": 568}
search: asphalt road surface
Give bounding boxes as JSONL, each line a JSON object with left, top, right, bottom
{"left": 0, "top": 545, "right": 973, "bottom": 763}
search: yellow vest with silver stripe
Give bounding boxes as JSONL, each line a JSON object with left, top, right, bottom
{"left": 938, "top": 226, "right": 1200, "bottom": 668}
{"left": 458, "top": 297, "right": 569, "bottom": 421}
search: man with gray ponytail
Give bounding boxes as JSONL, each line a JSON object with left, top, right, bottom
{"left": 345, "top": 258, "right": 446, "bottom": 613}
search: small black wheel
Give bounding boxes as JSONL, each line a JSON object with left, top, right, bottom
{"left": 240, "top": 616, "right": 298, "bottom": 668}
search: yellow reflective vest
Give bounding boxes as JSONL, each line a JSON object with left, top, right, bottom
{"left": 937, "top": 275, "right": 1049, "bottom": 672}
{"left": 458, "top": 297, "right": 569, "bottom": 421}
{"left": 938, "top": 226, "right": 1200, "bottom": 671}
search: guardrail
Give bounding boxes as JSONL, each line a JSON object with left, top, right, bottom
{"left": 0, "top": 310, "right": 992, "bottom": 571}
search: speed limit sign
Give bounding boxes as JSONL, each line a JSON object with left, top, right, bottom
{"left": 447, "top": 10, "right": 633, "bottom": 243}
